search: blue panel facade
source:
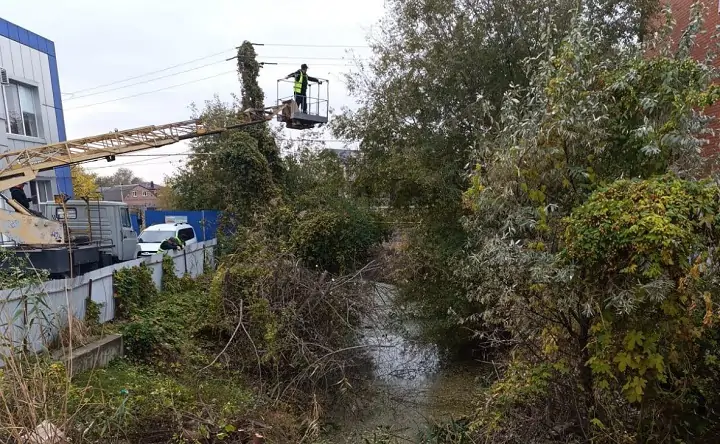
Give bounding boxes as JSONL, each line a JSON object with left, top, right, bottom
{"left": 0, "top": 18, "right": 73, "bottom": 197}
{"left": 144, "top": 210, "right": 220, "bottom": 241}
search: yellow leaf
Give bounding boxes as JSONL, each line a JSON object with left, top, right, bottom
{"left": 70, "top": 165, "right": 102, "bottom": 200}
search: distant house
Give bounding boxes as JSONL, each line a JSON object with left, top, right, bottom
{"left": 98, "top": 182, "right": 163, "bottom": 213}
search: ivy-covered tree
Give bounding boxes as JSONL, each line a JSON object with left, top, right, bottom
{"left": 165, "top": 95, "right": 279, "bottom": 220}
{"left": 166, "top": 41, "right": 283, "bottom": 216}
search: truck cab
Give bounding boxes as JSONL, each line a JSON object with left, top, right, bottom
{"left": 42, "top": 200, "right": 139, "bottom": 262}
{"left": 137, "top": 222, "right": 197, "bottom": 257}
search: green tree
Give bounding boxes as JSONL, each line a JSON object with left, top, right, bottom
{"left": 165, "top": 95, "right": 279, "bottom": 219}
{"left": 333, "top": 0, "right": 659, "bottom": 352}
{"left": 460, "top": 6, "right": 720, "bottom": 441}
{"left": 95, "top": 167, "right": 145, "bottom": 187}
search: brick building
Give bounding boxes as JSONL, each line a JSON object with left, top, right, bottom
{"left": 666, "top": 0, "right": 720, "bottom": 156}
{"left": 98, "top": 182, "right": 163, "bottom": 213}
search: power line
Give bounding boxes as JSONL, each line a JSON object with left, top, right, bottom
{"left": 65, "top": 70, "right": 236, "bottom": 110}
{"left": 253, "top": 42, "right": 369, "bottom": 48}
{"left": 63, "top": 47, "right": 236, "bottom": 96}
{"left": 84, "top": 140, "right": 355, "bottom": 168}
{"left": 258, "top": 55, "right": 364, "bottom": 61}
{"left": 85, "top": 156, "right": 179, "bottom": 170}
{"left": 66, "top": 59, "right": 231, "bottom": 101}
{"left": 63, "top": 44, "right": 365, "bottom": 97}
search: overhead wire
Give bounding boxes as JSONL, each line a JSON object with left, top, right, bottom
{"left": 65, "top": 59, "right": 231, "bottom": 101}
{"left": 62, "top": 49, "right": 362, "bottom": 108}
{"left": 65, "top": 70, "right": 237, "bottom": 110}
{"left": 252, "top": 43, "right": 369, "bottom": 48}
{"left": 63, "top": 47, "right": 237, "bottom": 96}
{"left": 64, "top": 44, "right": 366, "bottom": 97}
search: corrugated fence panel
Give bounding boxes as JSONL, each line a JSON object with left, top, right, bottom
{"left": 0, "top": 239, "right": 216, "bottom": 358}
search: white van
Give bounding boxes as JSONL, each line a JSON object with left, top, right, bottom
{"left": 137, "top": 223, "right": 197, "bottom": 257}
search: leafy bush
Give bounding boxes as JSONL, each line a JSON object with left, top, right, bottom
{"left": 564, "top": 175, "right": 720, "bottom": 439}
{"left": 290, "top": 201, "right": 387, "bottom": 273}
{"left": 460, "top": 9, "right": 720, "bottom": 443}
{"left": 113, "top": 264, "right": 157, "bottom": 320}
{"left": 121, "top": 317, "right": 166, "bottom": 361}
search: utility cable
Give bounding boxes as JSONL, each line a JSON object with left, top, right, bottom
{"left": 65, "top": 71, "right": 236, "bottom": 110}
{"left": 63, "top": 47, "right": 236, "bottom": 96}
{"left": 63, "top": 44, "right": 366, "bottom": 97}
{"left": 258, "top": 55, "right": 365, "bottom": 61}
{"left": 65, "top": 59, "right": 230, "bottom": 101}
{"left": 252, "top": 43, "right": 369, "bottom": 48}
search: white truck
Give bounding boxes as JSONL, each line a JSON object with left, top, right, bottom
{"left": 42, "top": 200, "right": 140, "bottom": 262}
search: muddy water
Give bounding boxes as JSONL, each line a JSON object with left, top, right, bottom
{"left": 325, "top": 283, "right": 480, "bottom": 443}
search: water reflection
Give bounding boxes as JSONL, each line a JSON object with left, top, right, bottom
{"left": 325, "top": 283, "right": 478, "bottom": 443}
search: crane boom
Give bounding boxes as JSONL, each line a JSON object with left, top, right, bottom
{"left": 0, "top": 103, "right": 290, "bottom": 195}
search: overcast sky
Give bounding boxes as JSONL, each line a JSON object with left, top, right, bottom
{"left": 2, "top": 0, "right": 385, "bottom": 184}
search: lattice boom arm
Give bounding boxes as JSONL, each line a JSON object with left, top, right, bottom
{"left": 0, "top": 104, "right": 288, "bottom": 192}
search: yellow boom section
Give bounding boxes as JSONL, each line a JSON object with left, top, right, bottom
{"left": 0, "top": 103, "right": 289, "bottom": 194}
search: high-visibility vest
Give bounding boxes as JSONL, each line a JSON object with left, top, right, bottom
{"left": 157, "top": 236, "right": 183, "bottom": 253}
{"left": 294, "top": 72, "right": 305, "bottom": 94}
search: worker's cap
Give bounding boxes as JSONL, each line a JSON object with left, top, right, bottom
{"left": 301, "top": 63, "right": 308, "bottom": 70}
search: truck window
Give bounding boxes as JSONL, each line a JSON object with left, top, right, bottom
{"left": 55, "top": 207, "right": 77, "bottom": 219}
{"left": 120, "top": 207, "right": 132, "bottom": 228}
{"left": 178, "top": 227, "right": 195, "bottom": 242}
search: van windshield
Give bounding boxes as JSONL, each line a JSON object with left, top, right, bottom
{"left": 138, "top": 230, "right": 175, "bottom": 243}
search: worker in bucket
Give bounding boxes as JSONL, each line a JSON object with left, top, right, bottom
{"left": 285, "top": 63, "right": 322, "bottom": 114}
{"left": 157, "top": 235, "right": 184, "bottom": 254}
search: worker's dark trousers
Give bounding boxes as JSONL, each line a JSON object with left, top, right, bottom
{"left": 294, "top": 93, "right": 307, "bottom": 113}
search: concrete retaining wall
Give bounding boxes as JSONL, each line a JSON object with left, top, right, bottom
{"left": 0, "top": 239, "right": 216, "bottom": 356}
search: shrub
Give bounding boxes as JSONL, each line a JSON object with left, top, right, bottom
{"left": 289, "top": 201, "right": 387, "bottom": 273}
{"left": 563, "top": 175, "right": 720, "bottom": 440}
{"left": 121, "top": 317, "right": 166, "bottom": 361}
{"left": 113, "top": 263, "right": 157, "bottom": 319}
{"left": 210, "top": 234, "right": 377, "bottom": 408}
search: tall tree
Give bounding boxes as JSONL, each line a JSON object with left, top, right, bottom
{"left": 95, "top": 168, "right": 145, "bottom": 187}
{"left": 333, "top": 0, "right": 660, "bottom": 351}
{"left": 236, "top": 41, "right": 284, "bottom": 184}
{"left": 166, "top": 41, "right": 286, "bottom": 215}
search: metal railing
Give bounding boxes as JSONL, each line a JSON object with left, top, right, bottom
{"left": 276, "top": 77, "right": 329, "bottom": 119}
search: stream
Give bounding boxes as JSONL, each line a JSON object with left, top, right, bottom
{"left": 324, "top": 282, "right": 481, "bottom": 443}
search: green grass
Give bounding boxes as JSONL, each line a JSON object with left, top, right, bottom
{"left": 67, "top": 276, "right": 259, "bottom": 442}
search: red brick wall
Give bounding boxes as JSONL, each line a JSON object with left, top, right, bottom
{"left": 122, "top": 185, "right": 161, "bottom": 211}
{"left": 665, "top": 0, "right": 720, "bottom": 157}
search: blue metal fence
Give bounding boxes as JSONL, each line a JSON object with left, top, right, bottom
{"left": 144, "top": 210, "right": 220, "bottom": 241}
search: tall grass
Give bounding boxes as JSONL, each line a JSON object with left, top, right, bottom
{"left": 0, "top": 250, "right": 94, "bottom": 443}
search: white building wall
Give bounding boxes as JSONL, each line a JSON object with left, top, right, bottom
{"left": 0, "top": 34, "right": 59, "bottom": 207}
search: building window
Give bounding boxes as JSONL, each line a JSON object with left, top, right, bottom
{"left": 4, "top": 81, "right": 40, "bottom": 138}
{"left": 142, "top": 191, "right": 148, "bottom": 197}
{"left": 29, "top": 180, "right": 51, "bottom": 204}
{"left": 132, "top": 191, "right": 137, "bottom": 197}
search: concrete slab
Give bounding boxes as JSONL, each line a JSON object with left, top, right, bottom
{"left": 57, "top": 334, "right": 123, "bottom": 377}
